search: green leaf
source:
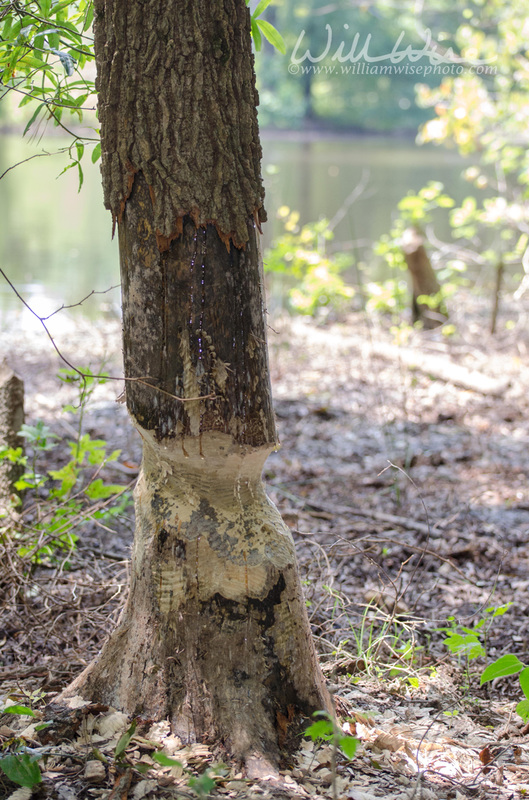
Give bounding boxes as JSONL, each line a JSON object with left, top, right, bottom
{"left": 91, "top": 142, "right": 101, "bottom": 163}
{"left": 152, "top": 751, "right": 184, "bottom": 768}
{"left": 339, "top": 735, "right": 358, "bottom": 759}
{"left": 443, "top": 633, "right": 485, "bottom": 660}
{"left": 84, "top": 479, "right": 127, "bottom": 500}
{"left": 1, "top": 705, "right": 36, "bottom": 716}
{"left": 253, "top": 0, "right": 273, "bottom": 17}
{"left": 516, "top": 699, "right": 529, "bottom": 722}
{"left": 519, "top": 667, "right": 529, "bottom": 700}
{"left": 49, "top": 0, "right": 77, "bottom": 17}
{"left": 489, "top": 602, "right": 513, "bottom": 618}
{"left": 255, "top": 19, "right": 285, "bottom": 54}
{"left": 115, "top": 720, "right": 136, "bottom": 758}
{"left": 305, "top": 719, "right": 332, "bottom": 741}
{"left": 35, "top": 721, "right": 54, "bottom": 732}
{"left": 250, "top": 16, "right": 262, "bottom": 51}
{"left": 480, "top": 654, "right": 525, "bottom": 685}
{"left": 2, "top": 15, "right": 13, "bottom": 40}
{"left": 23, "top": 102, "right": 46, "bottom": 136}
{"left": 82, "top": 3, "right": 94, "bottom": 32}
{"left": 0, "top": 753, "right": 42, "bottom": 788}
{"left": 77, "top": 160, "right": 84, "bottom": 191}
{"left": 188, "top": 771, "right": 216, "bottom": 797}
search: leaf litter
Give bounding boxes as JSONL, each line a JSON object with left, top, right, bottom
{"left": 1, "top": 292, "right": 529, "bottom": 798}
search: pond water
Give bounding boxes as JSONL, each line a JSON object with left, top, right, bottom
{"left": 0, "top": 132, "right": 469, "bottom": 322}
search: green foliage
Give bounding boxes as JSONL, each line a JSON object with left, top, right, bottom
{"left": 152, "top": 751, "right": 220, "bottom": 797}
{"left": 248, "top": 0, "right": 285, "bottom": 54}
{"left": 0, "top": 751, "right": 42, "bottom": 788}
{"left": 1, "top": 705, "right": 35, "bottom": 716}
{"left": 372, "top": 182, "right": 465, "bottom": 319}
{"left": 480, "top": 655, "right": 529, "bottom": 723}
{"left": 439, "top": 603, "right": 529, "bottom": 717}
{"left": 187, "top": 770, "right": 218, "bottom": 798}
{"left": 443, "top": 632, "right": 485, "bottom": 660}
{"left": 0, "top": 366, "right": 131, "bottom": 563}
{"left": 0, "top": 0, "right": 99, "bottom": 176}
{"left": 414, "top": 0, "right": 529, "bottom": 297}
{"left": 364, "top": 279, "right": 409, "bottom": 315}
{"left": 264, "top": 207, "right": 354, "bottom": 316}
{"left": 115, "top": 720, "right": 137, "bottom": 760}
{"left": 0, "top": 703, "right": 46, "bottom": 788}
{"left": 152, "top": 752, "right": 184, "bottom": 769}
{"left": 440, "top": 603, "right": 513, "bottom": 663}
{"left": 305, "top": 711, "right": 358, "bottom": 760}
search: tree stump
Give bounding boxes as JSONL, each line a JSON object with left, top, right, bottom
{"left": 0, "top": 361, "right": 24, "bottom": 515}
{"left": 401, "top": 227, "right": 447, "bottom": 329}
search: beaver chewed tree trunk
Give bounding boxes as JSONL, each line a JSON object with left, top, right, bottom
{"left": 61, "top": 0, "right": 330, "bottom": 768}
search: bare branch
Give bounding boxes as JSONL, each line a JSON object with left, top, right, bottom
{"left": 0, "top": 268, "right": 216, "bottom": 404}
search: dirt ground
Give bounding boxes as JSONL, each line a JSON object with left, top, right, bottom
{"left": 1, "top": 291, "right": 529, "bottom": 799}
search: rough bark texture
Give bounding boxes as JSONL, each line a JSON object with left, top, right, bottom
{"left": 0, "top": 362, "right": 24, "bottom": 514}
{"left": 94, "top": 0, "right": 266, "bottom": 249}
{"left": 119, "top": 174, "right": 275, "bottom": 447}
{"left": 401, "top": 227, "right": 447, "bottom": 329}
{"left": 63, "top": 0, "right": 331, "bottom": 767}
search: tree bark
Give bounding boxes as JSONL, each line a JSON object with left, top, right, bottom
{"left": 61, "top": 0, "right": 330, "bottom": 767}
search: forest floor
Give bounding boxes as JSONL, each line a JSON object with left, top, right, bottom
{"left": 1, "top": 292, "right": 529, "bottom": 799}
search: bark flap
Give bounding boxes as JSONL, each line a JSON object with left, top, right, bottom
{"left": 94, "top": 0, "right": 266, "bottom": 250}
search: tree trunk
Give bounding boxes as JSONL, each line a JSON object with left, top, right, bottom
{"left": 61, "top": 0, "right": 330, "bottom": 768}
{"left": 401, "top": 227, "right": 447, "bottom": 329}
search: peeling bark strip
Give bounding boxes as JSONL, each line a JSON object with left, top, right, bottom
{"left": 94, "top": 0, "right": 266, "bottom": 249}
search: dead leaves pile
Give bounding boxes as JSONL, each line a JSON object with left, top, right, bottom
{"left": 1, "top": 673, "right": 529, "bottom": 800}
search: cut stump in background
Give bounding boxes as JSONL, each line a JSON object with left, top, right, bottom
{"left": 0, "top": 360, "right": 24, "bottom": 515}
{"left": 401, "top": 227, "right": 447, "bottom": 330}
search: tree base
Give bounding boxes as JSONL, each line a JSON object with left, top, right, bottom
{"left": 60, "top": 430, "right": 331, "bottom": 763}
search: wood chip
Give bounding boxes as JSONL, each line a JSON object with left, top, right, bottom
{"left": 84, "top": 760, "right": 107, "bottom": 784}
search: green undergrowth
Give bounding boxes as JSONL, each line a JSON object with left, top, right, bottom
{"left": 439, "top": 602, "right": 529, "bottom": 722}
{"left": 314, "top": 582, "right": 527, "bottom": 724}
{"left": 0, "top": 366, "right": 132, "bottom": 564}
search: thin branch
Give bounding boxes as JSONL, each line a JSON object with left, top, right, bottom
{"left": 9, "top": 6, "right": 95, "bottom": 43}
{"left": 0, "top": 268, "right": 216, "bottom": 404}
{"left": 328, "top": 169, "right": 373, "bottom": 232}
{"left": 0, "top": 149, "right": 66, "bottom": 181}
{"left": 42, "top": 285, "right": 120, "bottom": 320}
{"left": 1, "top": 76, "right": 97, "bottom": 114}
{"left": 47, "top": 104, "right": 98, "bottom": 142}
